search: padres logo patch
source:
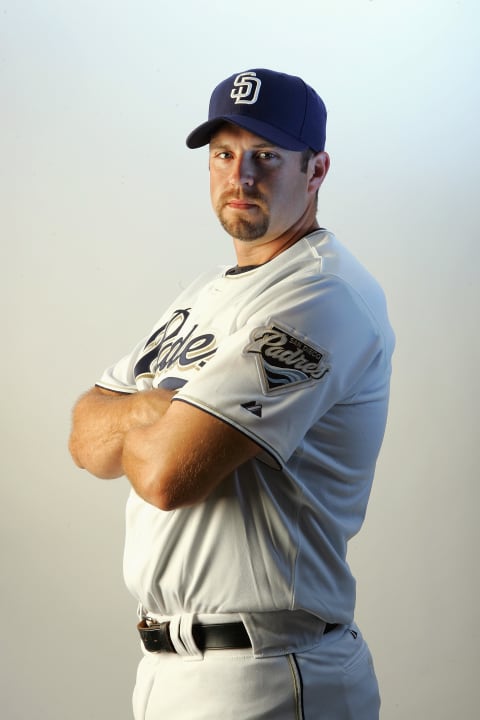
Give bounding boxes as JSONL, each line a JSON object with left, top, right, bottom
{"left": 244, "top": 322, "right": 330, "bottom": 394}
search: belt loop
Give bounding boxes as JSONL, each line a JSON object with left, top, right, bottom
{"left": 137, "top": 602, "right": 146, "bottom": 621}
{"left": 169, "top": 614, "right": 203, "bottom": 661}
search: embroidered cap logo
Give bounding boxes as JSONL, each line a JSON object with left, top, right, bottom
{"left": 230, "top": 71, "right": 262, "bottom": 105}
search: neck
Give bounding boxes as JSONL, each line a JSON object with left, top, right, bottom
{"left": 233, "top": 220, "right": 320, "bottom": 267}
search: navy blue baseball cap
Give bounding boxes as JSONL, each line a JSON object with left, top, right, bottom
{"left": 186, "top": 68, "right": 327, "bottom": 152}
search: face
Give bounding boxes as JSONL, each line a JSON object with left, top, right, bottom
{"left": 209, "top": 124, "right": 323, "bottom": 246}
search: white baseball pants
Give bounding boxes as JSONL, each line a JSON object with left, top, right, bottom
{"left": 132, "top": 622, "right": 380, "bottom": 719}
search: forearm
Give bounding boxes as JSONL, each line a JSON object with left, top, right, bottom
{"left": 121, "top": 400, "right": 261, "bottom": 511}
{"left": 68, "top": 386, "right": 174, "bottom": 479}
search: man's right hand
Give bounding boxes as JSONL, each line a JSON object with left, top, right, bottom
{"left": 68, "top": 386, "right": 174, "bottom": 479}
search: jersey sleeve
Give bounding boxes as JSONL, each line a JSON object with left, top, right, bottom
{"left": 96, "top": 334, "right": 151, "bottom": 393}
{"left": 173, "top": 274, "right": 393, "bottom": 466}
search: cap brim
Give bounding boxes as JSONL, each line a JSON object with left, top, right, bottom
{"left": 186, "top": 115, "right": 309, "bottom": 151}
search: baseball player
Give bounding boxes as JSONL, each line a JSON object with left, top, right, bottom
{"left": 69, "top": 68, "right": 395, "bottom": 719}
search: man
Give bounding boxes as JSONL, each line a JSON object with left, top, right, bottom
{"left": 69, "top": 68, "right": 395, "bottom": 719}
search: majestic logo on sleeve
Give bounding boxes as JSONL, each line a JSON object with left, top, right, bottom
{"left": 230, "top": 71, "right": 262, "bottom": 105}
{"left": 244, "top": 322, "right": 330, "bottom": 394}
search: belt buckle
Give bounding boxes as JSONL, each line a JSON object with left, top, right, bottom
{"left": 137, "top": 618, "right": 176, "bottom": 653}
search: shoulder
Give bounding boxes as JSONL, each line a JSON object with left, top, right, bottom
{"left": 242, "top": 230, "right": 395, "bottom": 360}
{"left": 296, "top": 230, "right": 393, "bottom": 338}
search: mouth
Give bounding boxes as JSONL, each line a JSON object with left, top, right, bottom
{"left": 226, "top": 200, "right": 258, "bottom": 210}
{"left": 222, "top": 194, "right": 264, "bottom": 212}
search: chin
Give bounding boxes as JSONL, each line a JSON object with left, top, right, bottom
{"left": 218, "top": 214, "right": 269, "bottom": 241}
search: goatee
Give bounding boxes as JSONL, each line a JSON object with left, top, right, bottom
{"left": 216, "top": 193, "right": 270, "bottom": 240}
{"left": 217, "top": 213, "right": 270, "bottom": 240}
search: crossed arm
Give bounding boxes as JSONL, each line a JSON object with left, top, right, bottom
{"left": 69, "top": 386, "right": 260, "bottom": 510}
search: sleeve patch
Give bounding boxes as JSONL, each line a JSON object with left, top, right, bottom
{"left": 244, "top": 321, "right": 330, "bottom": 395}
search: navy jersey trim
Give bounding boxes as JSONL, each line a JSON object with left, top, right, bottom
{"left": 288, "top": 654, "right": 305, "bottom": 720}
{"left": 94, "top": 383, "right": 135, "bottom": 395}
{"left": 172, "top": 396, "right": 282, "bottom": 470}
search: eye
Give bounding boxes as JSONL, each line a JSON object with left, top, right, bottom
{"left": 257, "top": 151, "right": 277, "bottom": 160}
{"left": 213, "top": 150, "right": 233, "bottom": 160}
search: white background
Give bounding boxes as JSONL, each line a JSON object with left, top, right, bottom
{"left": 1, "top": 0, "right": 479, "bottom": 717}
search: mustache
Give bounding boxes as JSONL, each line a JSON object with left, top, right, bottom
{"left": 219, "top": 190, "right": 266, "bottom": 204}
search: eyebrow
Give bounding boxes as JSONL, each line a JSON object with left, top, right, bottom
{"left": 209, "top": 140, "right": 278, "bottom": 151}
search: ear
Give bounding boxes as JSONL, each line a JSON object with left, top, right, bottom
{"left": 308, "top": 151, "right": 330, "bottom": 193}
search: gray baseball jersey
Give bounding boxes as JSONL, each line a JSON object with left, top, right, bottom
{"left": 97, "top": 229, "right": 395, "bottom": 639}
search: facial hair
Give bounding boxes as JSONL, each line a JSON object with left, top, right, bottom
{"left": 215, "top": 192, "right": 270, "bottom": 240}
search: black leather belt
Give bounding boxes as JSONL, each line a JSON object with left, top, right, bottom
{"left": 137, "top": 619, "right": 251, "bottom": 653}
{"left": 137, "top": 618, "right": 338, "bottom": 653}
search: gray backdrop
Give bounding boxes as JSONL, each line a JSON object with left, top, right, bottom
{"left": 2, "top": 0, "right": 479, "bottom": 718}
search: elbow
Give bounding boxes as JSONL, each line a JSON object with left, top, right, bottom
{"left": 121, "top": 432, "right": 173, "bottom": 509}
{"left": 122, "top": 427, "right": 211, "bottom": 510}
{"left": 149, "top": 474, "right": 183, "bottom": 510}
{"left": 149, "top": 487, "right": 183, "bottom": 512}
{"left": 147, "top": 469, "right": 212, "bottom": 510}
{"left": 127, "top": 466, "right": 190, "bottom": 511}
{"left": 123, "top": 453, "right": 202, "bottom": 511}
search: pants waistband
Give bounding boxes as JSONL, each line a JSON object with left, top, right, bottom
{"left": 137, "top": 610, "right": 338, "bottom": 656}
{"left": 141, "top": 610, "right": 242, "bottom": 625}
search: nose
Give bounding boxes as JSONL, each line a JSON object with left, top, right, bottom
{"left": 229, "top": 155, "right": 255, "bottom": 187}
